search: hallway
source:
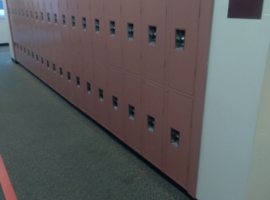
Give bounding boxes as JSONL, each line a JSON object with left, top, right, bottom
{"left": 0, "top": 45, "right": 191, "bottom": 200}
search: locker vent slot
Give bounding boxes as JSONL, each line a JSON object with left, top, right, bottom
{"left": 129, "top": 105, "right": 135, "bottom": 120}
{"left": 20, "top": 46, "right": 22, "bottom": 51}
{"left": 54, "top": 14, "right": 57, "bottom": 24}
{"left": 110, "top": 21, "right": 115, "bottom": 36}
{"left": 175, "top": 29, "right": 185, "bottom": 51}
{"left": 87, "top": 82, "right": 91, "bottom": 93}
{"left": 112, "top": 96, "right": 118, "bottom": 110}
{"left": 76, "top": 77, "right": 80, "bottom": 87}
{"left": 28, "top": 50, "right": 30, "bottom": 56}
{"left": 41, "top": 57, "right": 44, "bottom": 65}
{"left": 30, "top": 11, "right": 33, "bottom": 19}
{"left": 147, "top": 115, "right": 155, "bottom": 132}
{"left": 36, "top": 54, "right": 39, "bottom": 61}
{"left": 53, "top": 64, "right": 56, "bottom": 72}
{"left": 32, "top": 52, "right": 34, "bottom": 58}
{"left": 35, "top": 11, "right": 38, "bottom": 20}
{"left": 82, "top": 17, "right": 86, "bottom": 30}
{"left": 95, "top": 19, "right": 99, "bottom": 33}
{"left": 99, "top": 89, "right": 103, "bottom": 101}
{"left": 22, "top": 10, "right": 24, "bottom": 17}
{"left": 128, "top": 23, "right": 134, "bottom": 40}
{"left": 24, "top": 48, "right": 26, "bottom": 53}
{"left": 171, "top": 128, "right": 180, "bottom": 148}
{"left": 72, "top": 16, "right": 75, "bottom": 28}
{"left": 62, "top": 15, "right": 66, "bottom": 26}
{"left": 149, "top": 26, "right": 156, "bottom": 45}
{"left": 47, "top": 60, "right": 50, "bottom": 68}
{"left": 67, "top": 72, "right": 71, "bottom": 82}
{"left": 41, "top": 12, "right": 43, "bottom": 21}
{"left": 60, "top": 67, "right": 63, "bottom": 77}
{"left": 47, "top": 13, "right": 50, "bottom": 23}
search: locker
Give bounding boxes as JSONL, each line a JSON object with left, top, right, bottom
{"left": 95, "top": 62, "right": 109, "bottom": 128}
{"left": 67, "top": 0, "right": 81, "bottom": 53}
{"left": 51, "top": 0, "right": 61, "bottom": 48}
{"left": 141, "top": 0, "right": 166, "bottom": 84}
{"left": 90, "top": 0, "right": 106, "bottom": 62}
{"left": 123, "top": 75, "right": 142, "bottom": 153}
{"left": 142, "top": 82, "right": 164, "bottom": 168}
{"left": 78, "top": 0, "right": 92, "bottom": 58}
{"left": 58, "top": 0, "right": 70, "bottom": 49}
{"left": 168, "top": 0, "right": 200, "bottom": 95}
{"left": 121, "top": 0, "right": 141, "bottom": 75}
{"left": 104, "top": 0, "right": 122, "bottom": 68}
{"left": 82, "top": 57, "right": 97, "bottom": 120}
{"left": 63, "top": 50, "right": 75, "bottom": 104}
{"left": 72, "top": 54, "right": 86, "bottom": 112}
{"left": 165, "top": 92, "right": 193, "bottom": 187}
{"left": 108, "top": 68, "right": 124, "bottom": 139}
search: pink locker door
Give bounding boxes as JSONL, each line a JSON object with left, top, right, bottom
{"left": 51, "top": 0, "right": 61, "bottom": 48}
{"left": 72, "top": 54, "right": 86, "bottom": 113}
{"left": 104, "top": 0, "right": 122, "bottom": 68}
{"left": 58, "top": 0, "right": 70, "bottom": 49}
{"left": 123, "top": 75, "right": 142, "bottom": 153}
{"left": 63, "top": 50, "right": 75, "bottom": 104}
{"left": 67, "top": 0, "right": 81, "bottom": 53}
{"left": 95, "top": 62, "right": 109, "bottom": 128}
{"left": 57, "top": 48, "right": 67, "bottom": 98}
{"left": 121, "top": 0, "right": 141, "bottom": 75}
{"left": 78, "top": 0, "right": 92, "bottom": 58}
{"left": 82, "top": 57, "right": 97, "bottom": 120}
{"left": 165, "top": 92, "right": 193, "bottom": 188}
{"left": 142, "top": 82, "right": 164, "bottom": 169}
{"left": 44, "top": 0, "right": 53, "bottom": 54}
{"left": 108, "top": 68, "right": 124, "bottom": 140}
{"left": 168, "top": 0, "right": 200, "bottom": 95}
{"left": 50, "top": 48, "right": 60, "bottom": 93}
{"left": 141, "top": 0, "right": 166, "bottom": 84}
{"left": 90, "top": 0, "right": 106, "bottom": 63}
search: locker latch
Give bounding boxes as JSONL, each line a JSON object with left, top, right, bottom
{"left": 41, "top": 57, "right": 44, "bottom": 65}
{"left": 110, "top": 21, "right": 115, "bottom": 36}
{"left": 128, "top": 23, "right": 134, "bottom": 40}
{"left": 87, "top": 82, "right": 91, "bottom": 93}
{"left": 148, "top": 115, "right": 155, "bottom": 132}
{"left": 99, "top": 89, "right": 103, "bottom": 101}
{"left": 30, "top": 11, "right": 33, "bottom": 19}
{"left": 53, "top": 64, "right": 56, "bottom": 73}
{"left": 47, "top": 60, "right": 50, "bottom": 69}
{"left": 62, "top": 15, "right": 66, "bottom": 26}
{"left": 60, "top": 68, "right": 63, "bottom": 77}
{"left": 149, "top": 26, "right": 156, "bottom": 45}
{"left": 129, "top": 105, "right": 135, "bottom": 120}
{"left": 171, "top": 128, "right": 180, "bottom": 148}
{"left": 35, "top": 11, "right": 38, "bottom": 20}
{"left": 47, "top": 13, "right": 50, "bottom": 23}
{"left": 41, "top": 12, "right": 44, "bottom": 21}
{"left": 72, "top": 16, "right": 75, "bottom": 28}
{"left": 54, "top": 14, "right": 57, "bottom": 24}
{"left": 113, "top": 96, "right": 118, "bottom": 110}
{"left": 175, "top": 29, "right": 185, "bottom": 51}
{"left": 67, "top": 72, "right": 71, "bottom": 82}
{"left": 82, "top": 17, "right": 86, "bottom": 30}
{"left": 36, "top": 54, "right": 39, "bottom": 62}
{"left": 76, "top": 77, "right": 80, "bottom": 87}
{"left": 95, "top": 19, "right": 100, "bottom": 33}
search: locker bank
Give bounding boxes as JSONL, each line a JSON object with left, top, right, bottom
{"left": 1, "top": 0, "right": 270, "bottom": 199}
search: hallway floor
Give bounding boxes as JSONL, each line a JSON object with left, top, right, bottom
{"left": 0, "top": 46, "right": 192, "bottom": 200}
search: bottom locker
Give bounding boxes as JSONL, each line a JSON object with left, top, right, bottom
{"left": 123, "top": 75, "right": 142, "bottom": 153}
{"left": 95, "top": 62, "right": 109, "bottom": 128}
{"left": 109, "top": 68, "right": 124, "bottom": 140}
{"left": 142, "top": 82, "right": 164, "bottom": 169}
{"left": 165, "top": 92, "right": 193, "bottom": 187}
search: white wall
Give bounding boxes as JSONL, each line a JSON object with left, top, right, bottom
{"left": 0, "top": 0, "right": 14, "bottom": 58}
{"left": 244, "top": 43, "right": 270, "bottom": 200}
{"left": 196, "top": 0, "right": 270, "bottom": 200}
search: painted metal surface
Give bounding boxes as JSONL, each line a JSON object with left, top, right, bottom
{"left": 6, "top": 0, "right": 214, "bottom": 197}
